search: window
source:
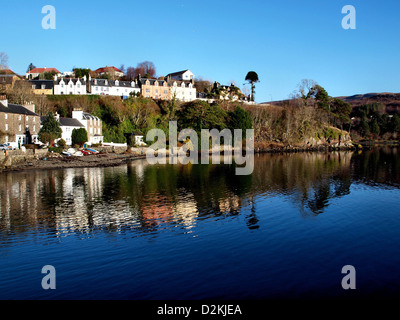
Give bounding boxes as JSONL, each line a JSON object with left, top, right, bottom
{"left": 4, "top": 114, "right": 7, "bottom": 120}
{"left": 61, "top": 84, "right": 64, "bottom": 88}
{"left": 33, "top": 117, "right": 36, "bottom": 122}
{"left": 19, "top": 125, "right": 22, "bottom": 132}
{"left": 77, "top": 84, "right": 81, "bottom": 88}
{"left": 33, "top": 125, "right": 36, "bottom": 132}
{"left": 5, "top": 124, "right": 8, "bottom": 131}
{"left": 32, "top": 85, "right": 36, "bottom": 90}
{"left": 146, "top": 89, "right": 150, "bottom": 93}
{"left": 19, "top": 115, "right": 21, "bottom": 120}
{"left": 41, "top": 85, "right": 46, "bottom": 90}
{"left": 26, "top": 116, "right": 29, "bottom": 121}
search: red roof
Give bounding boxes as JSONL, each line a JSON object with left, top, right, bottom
{"left": 94, "top": 66, "right": 123, "bottom": 74}
{"left": 0, "top": 69, "right": 17, "bottom": 75}
{"left": 27, "top": 67, "right": 60, "bottom": 74}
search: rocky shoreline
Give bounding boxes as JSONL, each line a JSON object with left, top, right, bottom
{"left": 0, "top": 144, "right": 362, "bottom": 174}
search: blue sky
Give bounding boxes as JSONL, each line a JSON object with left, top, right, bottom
{"left": 1, "top": 0, "right": 399, "bottom": 102}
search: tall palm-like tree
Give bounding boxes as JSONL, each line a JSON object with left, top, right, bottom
{"left": 245, "top": 71, "right": 259, "bottom": 102}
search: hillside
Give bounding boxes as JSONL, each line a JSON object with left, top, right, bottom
{"left": 268, "top": 92, "right": 400, "bottom": 114}
{"left": 338, "top": 92, "right": 400, "bottom": 113}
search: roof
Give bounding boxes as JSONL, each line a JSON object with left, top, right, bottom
{"left": 59, "top": 118, "right": 85, "bottom": 128}
{"left": 56, "top": 78, "right": 87, "bottom": 85}
{"left": 94, "top": 66, "right": 123, "bottom": 74}
{"left": 138, "top": 78, "right": 167, "bottom": 86}
{"left": 165, "top": 70, "right": 191, "bottom": 78}
{"left": 29, "top": 80, "right": 54, "bottom": 89}
{"left": 40, "top": 116, "right": 85, "bottom": 128}
{"left": 82, "top": 112, "right": 100, "bottom": 121}
{"left": 0, "top": 69, "right": 17, "bottom": 75}
{"left": 90, "top": 79, "right": 139, "bottom": 88}
{"left": 0, "top": 102, "right": 39, "bottom": 116}
{"left": 27, "top": 68, "right": 61, "bottom": 74}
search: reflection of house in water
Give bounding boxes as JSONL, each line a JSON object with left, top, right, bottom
{"left": 0, "top": 172, "right": 42, "bottom": 231}
{"left": 219, "top": 194, "right": 241, "bottom": 215}
{"left": 141, "top": 194, "right": 174, "bottom": 228}
{"left": 173, "top": 191, "right": 199, "bottom": 229}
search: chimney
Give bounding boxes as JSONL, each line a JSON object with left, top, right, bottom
{"left": 0, "top": 95, "right": 8, "bottom": 107}
{"left": 23, "top": 103, "right": 36, "bottom": 114}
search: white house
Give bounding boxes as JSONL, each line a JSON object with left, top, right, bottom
{"left": 26, "top": 67, "right": 61, "bottom": 80}
{"left": 169, "top": 80, "right": 197, "bottom": 102}
{"left": 166, "top": 70, "right": 195, "bottom": 81}
{"left": 72, "top": 110, "right": 103, "bottom": 146}
{"left": 53, "top": 77, "right": 140, "bottom": 98}
{"left": 54, "top": 78, "right": 87, "bottom": 95}
{"left": 89, "top": 79, "right": 140, "bottom": 97}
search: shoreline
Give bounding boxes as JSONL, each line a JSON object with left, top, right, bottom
{"left": 0, "top": 145, "right": 360, "bottom": 174}
{"left": 3, "top": 141, "right": 399, "bottom": 174}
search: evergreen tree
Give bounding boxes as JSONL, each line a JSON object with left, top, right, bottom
{"left": 71, "top": 128, "right": 88, "bottom": 147}
{"left": 39, "top": 113, "right": 62, "bottom": 145}
{"left": 228, "top": 106, "right": 253, "bottom": 131}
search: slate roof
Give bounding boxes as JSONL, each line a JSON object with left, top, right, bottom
{"left": 59, "top": 118, "right": 85, "bottom": 127}
{"left": 29, "top": 80, "right": 54, "bottom": 89}
{"left": 138, "top": 78, "right": 167, "bottom": 86}
{"left": 40, "top": 116, "right": 85, "bottom": 128}
{"left": 55, "top": 78, "right": 86, "bottom": 85}
{"left": 0, "top": 102, "right": 39, "bottom": 116}
{"left": 165, "top": 70, "right": 190, "bottom": 78}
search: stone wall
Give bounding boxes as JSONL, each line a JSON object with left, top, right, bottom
{"left": 0, "top": 149, "right": 48, "bottom": 168}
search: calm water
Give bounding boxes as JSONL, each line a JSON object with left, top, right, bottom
{"left": 1, "top": 148, "right": 400, "bottom": 300}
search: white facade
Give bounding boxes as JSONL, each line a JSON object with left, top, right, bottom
{"left": 91, "top": 79, "right": 140, "bottom": 97}
{"left": 167, "top": 70, "right": 195, "bottom": 81}
{"left": 170, "top": 81, "right": 196, "bottom": 102}
{"left": 72, "top": 110, "right": 103, "bottom": 145}
{"left": 54, "top": 78, "right": 87, "bottom": 95}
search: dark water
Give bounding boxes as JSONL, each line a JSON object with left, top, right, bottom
{"left": 1, "top": 148, "right": 400, "bottom": 300}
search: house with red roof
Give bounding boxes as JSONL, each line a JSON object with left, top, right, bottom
{"left": 94, "top": 66, "right": 124, "bottom": 78}
{"left": 26, "top": 67, "right": 61, "bottom": 80}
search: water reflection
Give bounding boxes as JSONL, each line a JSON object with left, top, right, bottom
{"left": 1, "top": 148, "right": 399, "bottom": 241}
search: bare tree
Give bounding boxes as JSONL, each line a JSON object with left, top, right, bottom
{"left": 0, "top": 52, "right": 9, "bottom": 70}
{"left": 296, "top": 79, "right": 317, "bottom": 106}
{"left": 7, "top": 80, "right": 34, "bottom": 105}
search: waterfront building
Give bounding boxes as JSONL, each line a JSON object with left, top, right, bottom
{"left": 0, "top": 96, "right": 41, "bottom": 147}
{"left": 71, "top": 110, "right": 103, "bottom": 145}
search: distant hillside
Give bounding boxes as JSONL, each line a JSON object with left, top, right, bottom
{"left": 267, "top": 92, "right": 400, "bottom": 114}
{"left": 338, "top": 92, "right": 400, "bottom": 114}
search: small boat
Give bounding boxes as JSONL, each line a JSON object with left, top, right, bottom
{"left": 86, "top": 148, "right": 99, "bottom": 154}
{"left": 62, "top": 152, "right": 72, "bottom": 157}
{"left": 81, "top": 150, "right": 91, "bottom": 156}
{"left": 74, "top": 151, "right": 84, "bottom": 157}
